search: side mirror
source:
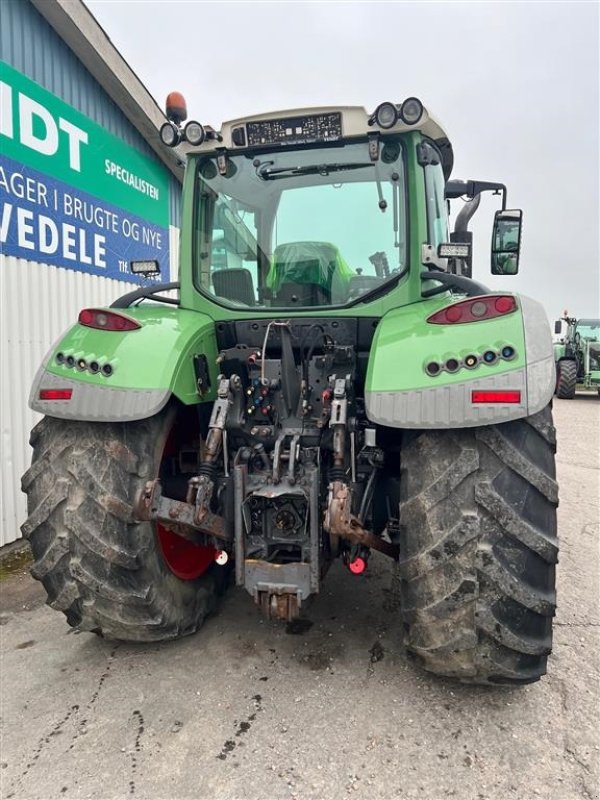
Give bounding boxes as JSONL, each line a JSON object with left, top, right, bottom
{"left": 554, "top": 320, "right": 562, "bottom": 335}
{"left": 491, "top": 209, "right": 522, "bottom": 275}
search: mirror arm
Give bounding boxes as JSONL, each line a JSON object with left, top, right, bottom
{"left": 111, "top": 282, "right": 180, "bottom": 308}
{"left": 446, "top": 179, "right": 507, "bottom": 209}
{"left": 453, "top": 193, "right": 481, "bottom": 235}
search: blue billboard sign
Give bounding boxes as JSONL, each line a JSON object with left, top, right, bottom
{"left": 1, "top": 156, "right": 169, "bottom": 283}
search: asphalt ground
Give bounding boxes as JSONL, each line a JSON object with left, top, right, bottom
{"left": 1, "top": 396, "right": 599, "bottom": 800}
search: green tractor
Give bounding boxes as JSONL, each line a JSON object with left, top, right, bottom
{"left": 554, "top": 313, "right": 600, "bottom": 398}
{"left": 22, "top": 97, "right": 558, "bottom": 685}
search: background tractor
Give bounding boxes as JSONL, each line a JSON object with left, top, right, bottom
{"left": 554, "top": 313, "right": 600, "bottom": 398}
{"left": 22, "top": 96, "right": 558, "bottom": 685}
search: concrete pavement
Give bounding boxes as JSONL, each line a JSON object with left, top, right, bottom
{"left": 1, "top": 396, "right": 598, "bottom": 800}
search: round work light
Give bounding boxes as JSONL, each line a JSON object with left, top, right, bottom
{"left": 184, "top": 121, "right": 205, "bottom": 146}
{"left": 400, "top": 97, "right": 424, "bottom": 125}
{"left": 373, "top": 102, "right": 398, "bottom": 129}
{"left": 160, "top": 122, "right": 180, "bottom": 147}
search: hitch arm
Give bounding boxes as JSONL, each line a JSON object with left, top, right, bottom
{"left": 325, "top": 481, "right": 399, "bottom": 560}
{"left": 324, "top": 377, "right": 399, "bottom": 561}
{"left": 136, "top": 480, "right": 231, "bottom": 543}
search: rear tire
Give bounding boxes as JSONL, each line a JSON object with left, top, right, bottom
{"left": 555, "top": 360, "right": 577, "bottom": 399}
{"left": 398, "top": 406, "right": 558, "bottom": 684}
{"left": 21, "top": 407, "right": 223, "bottom": 642}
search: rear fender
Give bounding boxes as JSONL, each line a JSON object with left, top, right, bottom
{"left": 365, "top": 294, "right": 555, "bottom": 428}
{"left": 29, "top": 307, "right": 218, "bottom": 421}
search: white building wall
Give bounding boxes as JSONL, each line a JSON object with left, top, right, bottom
{"left": 0, "top": 224, "right": 179, "bottom": 546}
{"left": 1, "top": 0, "right": 183, "bottom": 549}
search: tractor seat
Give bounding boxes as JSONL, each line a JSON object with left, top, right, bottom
{"left": 270, "top": 241, "right": 352, "bottom": 307}
{"left": 276, "top": 280, "right": 330, "bottom": 307}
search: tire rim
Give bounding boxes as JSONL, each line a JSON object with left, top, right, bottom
{"left": 156, "top": 413, "right": 216, "bottom": 580}
{"left": 157, "top": 525, "right": 216, "bottom": 580}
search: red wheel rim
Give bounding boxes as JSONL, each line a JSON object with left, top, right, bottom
{"left": 156, "top": 415, "right": 216, "bottom": 581}
{"left": 157, "top": 524, "right": 216, "bottom": 580}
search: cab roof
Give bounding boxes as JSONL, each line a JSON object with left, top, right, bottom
{"left": 194, "top": 104, "right": 454, "bottom": 179}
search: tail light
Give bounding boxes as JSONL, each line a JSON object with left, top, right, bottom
{"left": 39, "top": 389, "right": 73, "bottom": 400}
{"left": 471, "top": 390, "right": 521, "bottom": 404}
{"left": 427, "top": 295, "right": 518, "bottom": 325}
{"left": 78, "top": 309, "right": 140, "bottom": 331}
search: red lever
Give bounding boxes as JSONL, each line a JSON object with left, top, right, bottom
{"left": 348, "top": 557, "right": 366, "bottom": 575}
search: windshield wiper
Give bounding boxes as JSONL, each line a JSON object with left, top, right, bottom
{"left": 256, "top": 161, "right": 373, "bottom": 180}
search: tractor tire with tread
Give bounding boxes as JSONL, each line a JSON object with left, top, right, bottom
{"left": 555, "top": 360, "right": 577, "bottom": 399}
{"left": 398, "top": 405, "right": 558, "bottom": 684}
{"left": 21, "top": 408, "right": 224, "bottom": 642}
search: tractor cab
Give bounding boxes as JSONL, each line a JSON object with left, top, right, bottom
{"left": 159, "top": 98, "right": 524, "bottom": 315}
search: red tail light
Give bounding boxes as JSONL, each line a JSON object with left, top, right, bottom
{"left": 39, "top": 389, "right": 73, "bottom": 400}
{"left": 427, "top": 295, "right": 518, "bottom": 325}
{"left": 471, "top": 390, "right": 521, "bottom": 404}
{"left": 78, "top": 309, "right": 140, "bottom": 331}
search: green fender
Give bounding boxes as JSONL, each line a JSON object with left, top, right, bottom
{"left": 29, "top": 306, "right": 219, "bottom": 421}
{"left": 365, "top": 293, "right": 554, "bottom": 428}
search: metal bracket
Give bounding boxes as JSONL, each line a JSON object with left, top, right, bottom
{"left": 193, "top": 354, "right": 211, "bottom": 396}
{"left": 272, "top": 433, "right": 285, "bottom": 484}
{"left": 330, "top": 377, "right": 348, "bottom": 427}
{"left": 187, "top": 473, "right": 216, "bottom": 526}
{"left": 187, "top": 374, "right": 241, "bottom": 525}
{"left": 136, "top": 479, "right": 230, "bottom": 542}
{"left": 216, "top": 151, "right": 228, "bottom": 176}
{"left": 368, "top": 132, "right": 380, "bottom": 162}
{"left": 258, "top": 589, "right": 301, "bottom": 622}
{"left": 416, "top": 141, "right": 440, "bottom": 167}
{"left": 209, "top": 376, "right": 232, "bottom": 428}
{"left": 288, "top": 434, "right": 300, "bottom": 483}
{"left": 421, "top": 243, "right": 449, "bottom": 271}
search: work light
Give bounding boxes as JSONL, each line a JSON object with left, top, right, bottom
{"left": 184, "top": 121, "right": 205, "bottom": 146}
{"left": 400, "top": 97, "right": 424, "bottom": 125}
{"left": 373, "top": 102, "right": 398, "bottom": 129}
{"left": 160, "top": 121, "right": 180, "bottom": 147}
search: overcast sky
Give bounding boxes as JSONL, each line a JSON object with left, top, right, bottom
{"left": 87, "top": 0, "right": 599, "bottom": 320}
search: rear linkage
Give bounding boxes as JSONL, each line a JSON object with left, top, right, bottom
{"left": 136, "top": 327, "right": 399, "bottom": 621}
{"left": 137, "top": 375, "right": 237, "bottom": 549}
